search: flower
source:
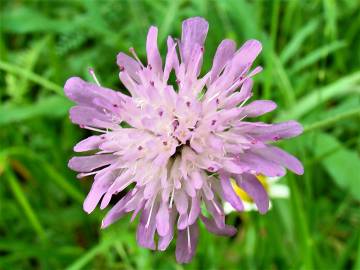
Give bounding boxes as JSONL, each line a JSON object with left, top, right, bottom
{"left": 65, "top": 17, "right": 303, "bottom": 263}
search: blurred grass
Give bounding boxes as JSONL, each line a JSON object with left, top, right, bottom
{"left": 1, "top": 0, "right": 360, "bottom": 269}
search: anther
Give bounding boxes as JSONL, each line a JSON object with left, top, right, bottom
{"left": 138, "top": 146, "right": 143, "bottom": 150}
{"left": 119, "top": 65, "right": 125, "bottom": 72}
{"left": 129, "top": 47, "right": 144, "bottom": 67}
{"left": 150, "top": 81, "right": 155, "bottom": 86}
{"left": 186, "top": 101, "right": 191, "bottom": 107}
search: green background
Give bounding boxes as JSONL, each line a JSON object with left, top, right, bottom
{"left": 1, "top": 0, "right": 360, "bottom": 269}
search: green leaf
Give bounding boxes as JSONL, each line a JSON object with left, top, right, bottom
{"left": 308, "top": 133, "right": 360, "bottom": 200}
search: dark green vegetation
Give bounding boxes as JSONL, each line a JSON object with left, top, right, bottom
{"left": 1, "top": 0, "right": 360, "bottom": 269}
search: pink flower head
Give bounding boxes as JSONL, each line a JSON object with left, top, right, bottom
{"left": 65, "top": 17, "right": 303, "bottom": 263}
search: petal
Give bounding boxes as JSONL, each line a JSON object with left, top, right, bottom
{"left": 254, "top": 146, "right": 304, "bottom": 175}
{"left": 203, "top": 197, "right": 225, "bottom": 229}
{"left": 146, "top": 26, "right": 163, "bottom": 75}
{"left": 69, "top": 106, "right": 114, "bottom": 128}
{"left": 223, "top": 78, "right": 253, "bottom": 108}
{"left": 68, "top": 154, "right": 116, "bottom": 172}
{"left": 240, "top": 100, "right": 277, "bottom": 117}
{"left": 219, "top": 174, "right": 244, "bottom": 211}
{"left": 177, "top": 212, "right": 188, "bottom": 230}
{"left": 163, "top": 37, "right": 179, "bottom": 82}
{"left": 136, "top": 202, "right": 159, "bottom": 250}
{"left": 101, "top": 192, "right": 132, "bottom": 228}
{"left": 174, "top": 190, "right": 188, "bottom": 214}
{"left": 83, "top": 170, "right": 116, "bottom": 213}
{"left": 116, "top": 52, "right": 141, "bottom": 82}
{"left": 236, "top": 152, "right": 286, "bottom": 177}
{"left": 64, "top": 77, "right": 125, "bottom": 107}
{"left": 74, "top": 135, "right": 104, "bottom": 152}
{"left": 229, "top": 39, "right": 262, "bottom": 78}
{"left": 188, "top": 197, "right": 201, "bottom": 225}
{"left": 236, "top": 121, "right": 303, "bottom": 141}
{"left": 235, "top": 173, "right": 269, "bottom": 214}
{"left": 180, "top": 17, "right": 209, "bottom": 65}
{"left": 200, "top": 215, "right": 237, "bottom": 236}
{"left": 209, "top": 39, "right": 236, "bottom": 84}
{"left": 175, "top": 222, "right": 199, "bottom": 264}
{"left": 190, "top": 170, "right": 204, "bottom": 189}
{"left": 156, "top": 202, "right": 170, "bottom": 237}
{"left": 158, "top": 210, "right": 177, "bottom": 251}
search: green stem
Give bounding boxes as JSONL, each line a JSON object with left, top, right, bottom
{"left": 0, "top": 60, "right": 63, "bottom": 95}
{"left": 303, "top": 108, "right": 360, "bottom": 133}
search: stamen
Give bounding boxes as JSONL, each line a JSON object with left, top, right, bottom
{"left": 77, "top": 170, "right": 100, "bottom": 178}
{"left": 88, "top": 68, "right": 101, "bottom": 86}
{"left": 239, "top": 96, "right": 251, "bottom": 108}
{"left": 169, "top": 186, "right": 175, "bottom": 208}
{"left": 129, "top": 47, "right": 144, "bottom": 68}
{"left": 187, "top": 226, "right": 191, "bottom": 251}
{"left": 145, "top": 199, "right": 155, "bottom": 228}
{"left": 207, "top": 92, "right": 220, "bottom": 103}
{"left": 83, "top": 126, "right": 107, "bottom": 133}
{"left": 212, "top": 199, "right": 222, "bottom": 215}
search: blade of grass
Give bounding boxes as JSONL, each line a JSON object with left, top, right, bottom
{"left": 280, "top": 19, "right": 319, "bottom": 64}
{"left": 5, "top": 168, "right": 47, "bottom": 241}
{"left": 4, "top": 147, "right": 84, "bottom": 203}
{"left": 271, "top": 51, "right": 296, "bottom": 107}
{"left": 289, "top": 40, "right": 346, "bottom": 74}
{"left": 277, "top": 71, "right": 360, "bottom": 120}
{"left": 0, "top": 60, "right": 63, "bottom": 95}
{"left": 303, "top": 107, "right": 360, "bottom": 134}
{"left": 65, "top": 237, "right": 117, "bottom": 270}
{"left": 158, "top": 0, "right": 180, "bottom": 45}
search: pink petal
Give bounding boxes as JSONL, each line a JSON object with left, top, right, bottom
{"left": 146, "top": 26, "right": 163, "bottom": 75}
{"left": 219, "top": 174, "right": 244, "bottom": 211}
{"left": 240, "top": 100, "right": 277, "bottom": 117}
{"left": 74, "top": 135, "right": 104, "bottom": 152}
{"left": 254, "top": 146, "right": 304, "bottom": 175}
{"left": 200, "top": 215, "right": 237, "bottom": 236}
{"left": 116, "top": 52, "right": 141, "bottom": 82}
{"left": 209, "top": 39, "right": 236, "bottom": 85}
{"left": 101, "top": 192, "right": 132, "bottom": 228}
{"left": 180, "top": 17, "right": 209, "bottom": 66}
{"left": 68, "top": 154, "right": 116, "bottom": 172}
{"left": 136, "top": 202, "right": 159, "bottom": 250}
{"left": 235, "top": 173, "right": 269, "bottom": 214}
{"left": 156, "top": 202, "right": 170, "bottom": 236}
{"left": 175, "top": 223, "right": 199, "bottom": 263}
{"left": 83, "top": 170, "right": 116, "bottom": 213}
{"left": 229, "top": 39, "right": 262, "bottom": 78}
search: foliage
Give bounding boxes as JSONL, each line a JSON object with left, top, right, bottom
{"left": 0, "top": 0, "right": 359, "bottom": 269}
